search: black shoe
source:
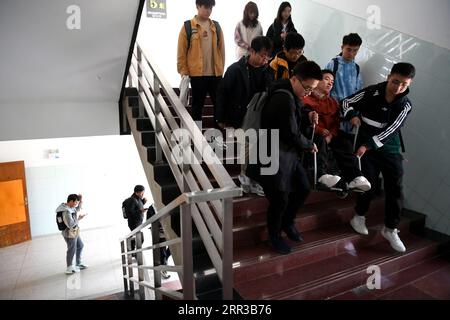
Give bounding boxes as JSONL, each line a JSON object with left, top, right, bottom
{"left": 269, "top": 235, "right": 292, "bottom": 254}
{"left": 282, "top": 225, "right": 304, "bottom": 242}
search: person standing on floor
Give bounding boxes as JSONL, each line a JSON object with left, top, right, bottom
{"left": 266, "top": 2, "right": 297, "bottom": 58}
{"left": 234, "top": 1, "right": 263, "bottom": 60}
{"left": 56, "top": 194, "right": 88, "bottom": 274}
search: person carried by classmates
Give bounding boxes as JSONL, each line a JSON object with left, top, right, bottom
{"left": 177, "top": 0, "right": 225, "bottom": 124}
{"left": 344, "top": 62, "right": 416, "bottom": 253}
{"left": 302, "top": 69, "right": 371, "bottom": 191}
{"left": 269, "top": 32, "right": 307, "bottom": 80}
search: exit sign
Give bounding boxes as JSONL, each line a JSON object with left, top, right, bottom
{"left": 147, "top": 0, "right": 167, "bottom": 19}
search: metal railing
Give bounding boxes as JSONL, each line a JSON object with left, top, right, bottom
{"left": 120, "top": 43, "right": 242, "bottom": 300}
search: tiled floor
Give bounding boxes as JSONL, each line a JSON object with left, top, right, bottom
{"left": 0, "top": 224, "right": 175, "bottom": 300}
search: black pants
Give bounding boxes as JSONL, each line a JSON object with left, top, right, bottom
{"left": 128, "top": 219, "right": 144, "bottom": 252}
{"left": 190, "top": 76, "right": 221, "bottom": 122}
{"left": 355, "top": 151, "right": 404, "bottom": 229}
{"left": 329, "top": 130, "right": 361, "bottom": 182}
{"left": 263, "top": 166, "right": 310, "bottom": 237}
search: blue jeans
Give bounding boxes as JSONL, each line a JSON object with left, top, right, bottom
{"left": 63, "top": 235, "right": 84, "bottom": 267}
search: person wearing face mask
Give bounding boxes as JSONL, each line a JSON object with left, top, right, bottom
{"left": 234, "top": 1, "right": 263, "bottom": 60}
{"left": 342, "top": 63, "right": 416, "bottom": 253}
{"left": 266, "top": 2, "right": 298, "bottom": 58}
{"left": 302, "top": 70, "right": 371, "bottom": 191}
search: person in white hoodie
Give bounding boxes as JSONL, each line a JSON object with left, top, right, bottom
{"left": 234, "top": 1, "right": 263, "bottom": 60}
{"left": 56, "top": 194, "right": 88, "bottom": 274}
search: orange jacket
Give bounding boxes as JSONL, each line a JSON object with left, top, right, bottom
{"left": 177, "top": 17, "right": 225, "bottom": 77}
{"left": 302, "top": 94, "right": 340, "bottom": 138}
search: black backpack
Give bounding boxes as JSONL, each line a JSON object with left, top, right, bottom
{"left": 56, "top": 211, "right": 67, "bottom": 231}
{"left": 122, "top": 197, "right": 139, "bottom": 219}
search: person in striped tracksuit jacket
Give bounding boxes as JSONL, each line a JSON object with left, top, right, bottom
{"left": 342, "top": 62, "right": 416, "bottom": 253}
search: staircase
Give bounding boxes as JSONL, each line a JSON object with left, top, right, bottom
{"left": 121, "top": 46, "right": 450, "bottom": 300}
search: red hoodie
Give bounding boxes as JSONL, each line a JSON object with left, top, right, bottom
{"left": 302, "top": 94, "right": 340, "bottom": 138}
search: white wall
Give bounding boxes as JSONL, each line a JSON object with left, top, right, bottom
{"left": 311, "top": 0, "right": 450, "bottom": 50}
{"left": 137, "top": 0, "right": 284, "bottom": 86}
{"left": 0, "top": 135, "right": 151, "bottom": 237}
{"left": 0, "top": 0, "right": 141, "bottom": 141}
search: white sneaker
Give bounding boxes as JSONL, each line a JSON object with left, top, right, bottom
{"left": 65, "top": 266, "right": 80, "bottom": 274}
{"left": 381, "top": 227, "right": 406, "bottom": 252}
{"left": 250, "top": 180, "right": 265, "bottom": 196}
{"left": 350, "top": 215, "right": 369, "bottom": 235}
{"left": 238, "top": 174, "right": 251, "bottom": 193}
{"left": 318, "top": 174, "right": 341, "bottom": 188}
{"left": 348, "top": 176, "right": 372, "bottom": 192}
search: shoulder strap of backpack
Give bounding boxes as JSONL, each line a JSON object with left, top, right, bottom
{"left": 274, "top": 88, "right": 294, "bottom": 100}
{"left": 212, "top": 20, "right": 221, "bottom": 47}
{"left": 332, "top": 57, "right": 339, "bottom": 76}
{"left": 184, "top": 20, "right": 192, "bottom": 50}
{"left": 356, "top": 63, "right": 360, "bottom": 78}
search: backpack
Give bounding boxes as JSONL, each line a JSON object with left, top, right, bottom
{"left": 332, "top": 57, "right": 360, "bottom": 78}
{"left": 184, "top": 19, "right": 221, "bottom": 50}
{"left": 56, "top": 211, "right": 67, "bottom": 231}
{"left": 241, "top": 89, "right": 293, "bottom": 131}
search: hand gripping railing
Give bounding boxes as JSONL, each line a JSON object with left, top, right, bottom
{"left": 121, "top": 43, "right": 242, "bottom": 300}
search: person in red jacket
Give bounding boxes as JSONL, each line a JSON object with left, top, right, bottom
{"left": 303, "top": 69, "right": 371, "bottom": 191}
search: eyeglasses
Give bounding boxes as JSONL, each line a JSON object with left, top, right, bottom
{"left": 297, "top": 77, "right": 314, "bottom": 93}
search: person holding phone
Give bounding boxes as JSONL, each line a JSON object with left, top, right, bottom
{"left": 124, "top": 185, "right": 148, "bottom": 254}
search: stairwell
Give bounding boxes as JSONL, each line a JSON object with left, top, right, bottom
{"left": 120, "top": 47, "right": 450, "bottom": 300}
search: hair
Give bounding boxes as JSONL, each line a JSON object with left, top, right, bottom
{"left": 251, "top": 36, "right": 273, "bottom": 53}
{"left": 134, "top": 185, "right": 145, "bottom": 193}
{"left": 390, "top": 62, "right": 416, "bottom": 79}
{"left": 196, "top": 0, "right": 215, "bottom": 8}
{"left": 293, "top": 61, "right": 323, "bottom": 81}
{"left": 321, "top": 69, "right": 335, "bottom": 78}
{"left": 67, "top": 194, "right": 80, "bottom": 203}
{"left": 284, "top": 32, "right": 305, "bottom": 51}
{"left": 243, "top": 2, "right": 259, "bottom": 28}
{"left": 342, "top": 33, "right": 362, "bottom": 46}
{"left": 276, "top": 2, "right": 292, "bottom": 23}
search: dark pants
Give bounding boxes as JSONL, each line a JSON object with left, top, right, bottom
{"left": 128, "top": 219, "right": 144, "bottom": 252}
{"left": 262, "top": 166, "right": 310, "bottom": 237}
{"left": 190, "top": 76, "right": 221, "bottom": 122}
{"left": 355, "top": 151, "right": 404, "bottom": 229}
{"left": 329, "top": 130, "right": 361, "bottom": 182}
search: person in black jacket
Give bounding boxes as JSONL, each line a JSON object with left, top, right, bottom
{"left": 124, "top": 185, "right": 148, "bottom": 253}
{"left": 249, "top": 61, "right": 322, "bottom": 254}
{"left": 343, "top": 62, "right": 416, "bottom": 253}
{"left": 266, "top": 2, "right": 297, "bottom": 58}
{"left": 216, "top": 36, "right": 273, "bottom": 196}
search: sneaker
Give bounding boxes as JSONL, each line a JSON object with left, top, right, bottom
{"left": 65, "top": 266, "right": 80, "bottom": 274}
{"left": 381, "top": 227, "right": 406, "bottom": 252}
{"left": 350, "top": 215, "right": 369, "bottom": 235}
{"left": 318, "top": 174, "right": 341, "bottom": 188}
{"left": 249, "top": 180, "right": 265, "bottom": 196}
{"left": 283, "top": 225, "right": 304, "bottom": 242}
{"left": 269, "top": 235, "right": 291, "bottom": 255}
{"left": 76, "top": 263, "right": 88, "bottom": 270}
{"left": 348, "top": 176, "right": 372, "bottom": 192}
{"left": 161, "top": 270, "right": 171, "bottom": 280}
{"left": 238, "top": 174, "right": 251, "bottom": 194}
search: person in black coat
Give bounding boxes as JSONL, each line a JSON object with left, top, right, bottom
{"left": 248, "top": 61, "right": 323, "bottom": 254}
{"left": 266, "top": 2, "right": 298, "bottom": 58}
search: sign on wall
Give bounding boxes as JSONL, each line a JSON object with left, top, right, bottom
{"left": 147, "top": 0, "right": 167, "bottom": 19}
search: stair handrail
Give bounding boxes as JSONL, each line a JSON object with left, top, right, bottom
{"left": 122, "top": 43, "right": 243, "bottom": 300}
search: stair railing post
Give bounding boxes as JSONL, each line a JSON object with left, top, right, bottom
{"left": 136, "top": 47, "right": 144, "bottom": 118}
{"left": 136, "top": 232, "right": 145, "bottom": 300}
{"left": 181, "top": 201, "right": 194, "bottom": 299}
{"left": 222, "top": 197, "right": 233, "bottom": 300}
{"left": 151, "top": 220, "right": 162, "bottom": 300}
{"left": 154, "top": 74, "right": 163, "bottom": 163}
{"left": 126, "top": 237, "right": 135, "bottom": 297}
{"left": 120, "top": 240, "right": 129, "bottom": 296}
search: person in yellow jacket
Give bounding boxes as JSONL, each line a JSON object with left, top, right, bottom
{"left": 269, "top": 32, "right": 307, "bottom": 80}
{"left": 177, "top": 0, "right": 225, "bottom": 123}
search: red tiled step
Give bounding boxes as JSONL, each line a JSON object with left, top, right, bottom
{"left": 234, "top": 234, "right": 438, "bottom": 300}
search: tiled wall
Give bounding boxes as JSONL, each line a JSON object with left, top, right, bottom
{"left": 296, "top": 0, "right": 450, "bottom": 235}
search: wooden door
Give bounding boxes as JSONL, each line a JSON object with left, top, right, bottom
{"left": 0, "top": 161, "right": 31, "bottom": 248}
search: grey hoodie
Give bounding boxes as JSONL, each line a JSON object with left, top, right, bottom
{"left": 56, "top": 203, "right": 82, "bottom": 238}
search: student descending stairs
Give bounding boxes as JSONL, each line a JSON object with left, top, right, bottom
{"left": 122, "top": 84, "right": 450, "bottom": 300}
